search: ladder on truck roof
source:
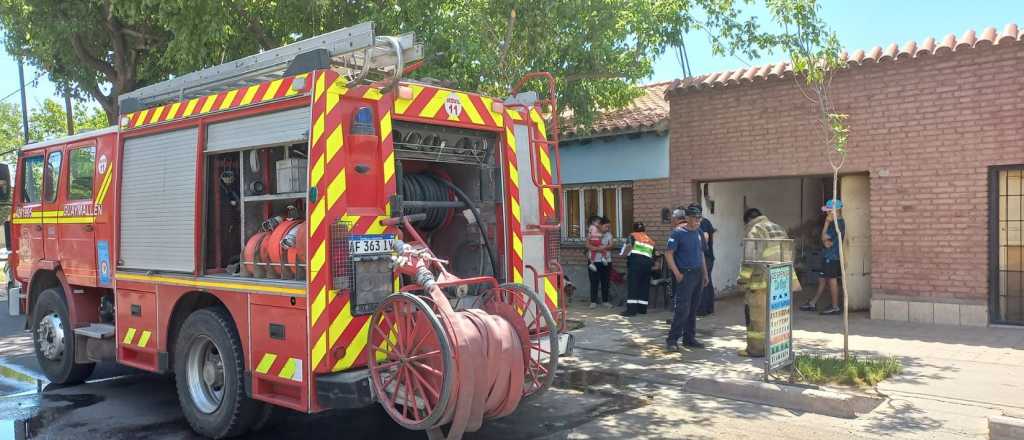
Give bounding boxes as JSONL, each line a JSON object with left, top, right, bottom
{"left": 118, "top": 21, "right": 423, "bottom": 114}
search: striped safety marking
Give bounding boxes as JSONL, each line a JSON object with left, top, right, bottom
{"left": 122, "top": 327, "right": 152, "bottom": 348}
{"left": 255, "top": 353, "right": 303, "bottom": 382}
{"left": 122, "top": 73, "right": 310, "bottom": 130}
{"left": 116, "top": 273, "right": 305, "bottom": 296}
{"left": 505, "top": 111, "right": 525, "bottom": 283}
{"left": 393, "top": 84, "right": 503, "bottom": 129}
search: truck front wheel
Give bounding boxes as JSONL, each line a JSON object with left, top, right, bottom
{"left": 174, "top": 307, "right": 260, "bottom": 439}
{"left": 32, "top": 287, "right": 94, "bottom": 384}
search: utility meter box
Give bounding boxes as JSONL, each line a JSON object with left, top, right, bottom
{"left": 276, "top": 158, "right": 307, "bottom": 194}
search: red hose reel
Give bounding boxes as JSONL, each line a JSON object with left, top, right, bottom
{"left": 366, "top": 216, "right": 559, "bottom": 440}
{"left": 242, "top": 217, "right": 306, "bottom": 279}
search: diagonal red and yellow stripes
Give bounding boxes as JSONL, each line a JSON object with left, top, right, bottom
{"left": 393, "top": 84, "right": 503, "bottom": 129}
{"left": 530, "top": 108, "right": 558, "bottom": 228}
{"left": 505, "top": 111, "right": 525, "bottom": 284}
{"left": 123, "top": 73, "right": 310, "bottom": 130}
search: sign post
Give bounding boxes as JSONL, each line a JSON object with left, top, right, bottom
{"left": 764, "top": 262, "right": 794, "bottom": 381}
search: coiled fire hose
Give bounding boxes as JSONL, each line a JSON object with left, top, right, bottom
{"left": 369, "top": 240, "right": 546, "bottom": 440}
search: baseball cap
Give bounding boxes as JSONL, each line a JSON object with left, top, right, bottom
{"left": 821, "top": 199, "right": 843, "bottom": 211}
{"left": 684, "top": 205, "right": 702, "bottom": 217}
{"left": 671, "top": 208, "right": 687, "bottom": 220}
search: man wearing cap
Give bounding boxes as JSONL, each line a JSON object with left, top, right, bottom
{"left": 665, "top": 206, "right": 709, "bottom": 351}
{"left": 622, "top": 221, "right": 656, "bottom": 316}
{"left": 800, "top": 199, "right": 846, "bottom": 315}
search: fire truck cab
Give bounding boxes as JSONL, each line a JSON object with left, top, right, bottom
{"left": 9, "top": 22, "right": 566, "bottom": 439}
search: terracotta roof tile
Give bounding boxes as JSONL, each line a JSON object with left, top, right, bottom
{"left": 667, "top": 23, "right": 1023, "bottom": 96}
{"left": 562, "top": 82, "right": 671, "bottom": 138}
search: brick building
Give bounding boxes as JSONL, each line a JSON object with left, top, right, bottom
{"left": 558, "top": 83, "right": 676, "bottom": 303}
{"left": 665, "top": 24, "right": 1024, "bottom": 326}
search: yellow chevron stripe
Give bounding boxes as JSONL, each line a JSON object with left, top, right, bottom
{"left": 148, "top": 106, "right": 165, "bottom": 124}
{"left": 262, "top": 79, "right": 283, "bottom": 101}
{"left": 367, "top": 217, "right": 387, "bottom": 235}
{"left": 328, "top": 300, "right": 352, "bottom": 348}
{"left": 278, "top": 358, "right": 298, "bottom": 380}
{"left": 326, "top": 126, "right": 343, "bottom": 163}
{"left": 218, "top": 89, "right": 238, "bottom": 110}
{"left": 513, "top": 233, "right": 523, "bottom": 260}
{"left": 544, "top": 277, "right": 559, "bottom": 307}
{"left": 459, "top": 93, "right": 484, "bottom": 125}
{"left": 284, "top": 74, "right": 304, "bottom": 96}
{"left": 240, "top": 85, "right": 261, "bottom": 106}
{"left": 164, "top": 102, "right": 181, "bottom": 121}
{"left": 363, "top": 88, "right": 383, "bottom": 101}
{"left": 311, "top": 332, "right": 327, "bottom": 369}
{"left": 420, "top": 91, "right": 447, "bottom": 118}
{"left": 509, "top": 164, "right": 519, "bottom": 188}
{"left": 137, "top": 330, "right": 152, "bottom": 348}
{"left": 310, "top": 241, "right": 326, "bottom": 277}
{"left": 327, "top": 168, "right": 346, "bottom": 209}
{"left": 333, "top": 319, "right": 370, "bottom": 371}
{"left": 122, "top": 328, "right": 136, "bottom": 345}
{"left": 395, "top": 84, "right": 423, "bottom": 115}
{"left": 200, "top": 95, "right": 217, "bottom": 114}
{"left": 183, "top": 98, "right": 200, "bottom": 117}
{"left": 314, "top": 73, "right": 327, "bottom": 102}
{"left": 513, "top": 268, "right": 523, "bottom": 283}
{"left": 341, "top": 214, "right": 360, "bottom": 225}
{"left": 310, "top": 199, "right": 326, "bottom": 236}
{"left": 380, "top": 111, "right": 392, "bottom": 141}
{"left": 506, "top": 127, "right": 517, "bottom": 152}
{"left": 328, "top": 76, "right": 348, "bottom": 94}
{"left": 383, "top": 152, "right": 395, "bottom": 184}
{"left": 310, "top": 156, "right": 325, "bottom": 188}
{"left": 311, "top": 112, "right": 326, "bottom": 147}
{"left": 542, "top": 188, "right": 555, "bottom": 209}
{"left": 310, "top": 286, "right": 327, "bottom": 326}
{"left": 507, "top": 110, "right": 523, "bottom": 121}
{"left": 95, "top": 168, "right": 113, "bottom": 205}
{"left": 511, "top": 197, "right": 521, "bottom": 223}
{"left": 132, "top": 110, "right": 149, "bottom": 128}
{"left": 256, "top": 353, "right": 277, "bottom": 374}
{"left": 481, "top": 97, "right": 504, "bottom": 128}
{"left": 530, "top": 108, "right": 547, "bottom": 138}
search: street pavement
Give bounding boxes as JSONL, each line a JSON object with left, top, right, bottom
{"left": 0, "top": 293, "right": 1021, "bottom": 439}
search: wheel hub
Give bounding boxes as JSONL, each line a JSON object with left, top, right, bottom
{"left": 37, "top": 313, "right": 65, "bottom": 361}
{"left": 187, "top": 336, "right": 225, "bottom": 414}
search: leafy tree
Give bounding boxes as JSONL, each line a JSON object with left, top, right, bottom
{"left": 0, "top": 1, "right": 825, "bottom": 127}
{"left": 0, "top": 99, "right": 108, "bottom": 162}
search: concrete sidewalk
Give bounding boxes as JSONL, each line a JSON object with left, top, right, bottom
{"left": 561, "top": 293, "right": 1024, "bottom": 439}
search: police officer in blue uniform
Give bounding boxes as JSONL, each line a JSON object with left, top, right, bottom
{"left": 665, "top": 205, "right": 710, "bottom": 351}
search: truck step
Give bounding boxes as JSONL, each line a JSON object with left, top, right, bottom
{"left": 74, "top": 323, "right": 116, "bottom": 339}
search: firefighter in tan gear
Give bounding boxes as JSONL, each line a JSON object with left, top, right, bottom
{"left": 621, "top": 222, "right": 656, "bottom": 316}
{"left": 737, "top": 208, "right": 801, "bottom": 357}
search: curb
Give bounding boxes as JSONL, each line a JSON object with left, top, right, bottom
{"left": 684, "top": 376, "right": 883, "bottom": 419}
{"left": 989, "top": 415, "right": 1024, "bottom": 440}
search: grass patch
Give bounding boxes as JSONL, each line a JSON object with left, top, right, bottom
{"left": 794, "top": 354, "right": 902, "bottom": 387}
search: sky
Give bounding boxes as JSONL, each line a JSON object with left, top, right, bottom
{"left": 0, "top": 1, "right": 1021, "bottom": 112}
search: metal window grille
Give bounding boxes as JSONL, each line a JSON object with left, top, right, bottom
{"left": 330, "top": 222, "right": 354, "bottom": 290}
{"left": 995, "top": 168, "right": 1024, "bottom": 324}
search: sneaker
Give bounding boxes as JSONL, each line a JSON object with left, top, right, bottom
{"left": 665, "top": 341, "right": 680, "bottom": 352}
{"left": 588, "top": 263, "right": 598, "bottom": 272}
{"left": 683, "top": 339, "right": 706, "bottom": 349}
{"left": 589, "top": 303, "right": 597, "bottom": 309}
{"left": 799, "top": 302, "right": 817, "bottom": 312}
{"left": 821, "top": 306, "right": 841, "bottom": 315}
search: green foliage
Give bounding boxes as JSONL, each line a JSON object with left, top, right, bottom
{"left": 1, "top": 0, "right": 827, "bottom": 128}
{"left": 794, "top": 354, "right": 902, "bottom": 387}
{"left": 0, "top": 99, "right": 108, "bottom": 163}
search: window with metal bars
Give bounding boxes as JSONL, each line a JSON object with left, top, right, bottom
{"left": 561, "top": 182, "right": 633, "bottom": 240}
{"left": 993, "top": 167, "right": 1024, "bottom": 324}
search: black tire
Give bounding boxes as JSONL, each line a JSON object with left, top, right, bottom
{"left": 174, "top": 307, "right": 260, "bottom": 439}
{"left": 32, "top": 287, "right": 94, "bottom": 384}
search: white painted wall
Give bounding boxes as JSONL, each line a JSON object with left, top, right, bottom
{"left": 703, "top": 178, "right": 825, "bottom": 292}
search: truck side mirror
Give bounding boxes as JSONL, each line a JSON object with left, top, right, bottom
{"left": 0, "top": 164, "right": 10, "bottom": 204}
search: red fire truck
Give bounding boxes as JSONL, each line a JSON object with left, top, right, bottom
{"left": 8, "top": 22, "right": 568, "bottom": 439}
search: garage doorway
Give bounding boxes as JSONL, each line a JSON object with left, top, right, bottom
{"left": 991, "top": 166, "right": 1024, "bottom": 325}
{"left": 701, "top": 174, "right": 871, "bottom": 311}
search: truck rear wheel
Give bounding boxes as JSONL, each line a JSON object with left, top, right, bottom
{"left": 32, "top": 287, "right": 95, "bottom": 384}
{"left": 174, "top": 307, "right": 259, "bottom": 439}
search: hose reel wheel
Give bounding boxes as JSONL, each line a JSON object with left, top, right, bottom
{"left": 482, "top": 283, "right": 559, "bottom": 399}
{"left": 367, "top": 292, "right": 454, "bottom": 431}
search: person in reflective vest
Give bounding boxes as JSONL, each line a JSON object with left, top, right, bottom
{"left": 621, "top": 222, "right": 655, "bottom": 316}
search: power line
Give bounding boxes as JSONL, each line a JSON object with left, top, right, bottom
{"left": 0, "top": 70, "right": 46, "bottom": 104}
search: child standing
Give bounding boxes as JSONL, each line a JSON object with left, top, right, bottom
{"left": 586, "top": 216, "right": 613, "bottom": 309}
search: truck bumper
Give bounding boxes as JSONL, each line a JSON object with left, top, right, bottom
{"left": 315, "top": 368, "right": 376, "bottom": 410}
